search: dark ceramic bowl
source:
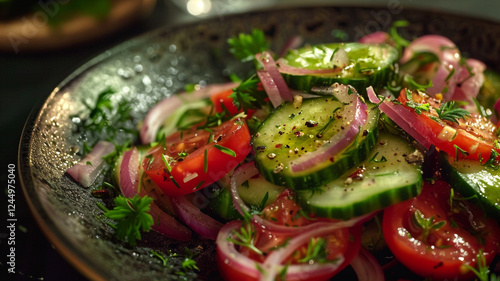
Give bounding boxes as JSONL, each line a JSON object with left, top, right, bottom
{"left": 19, "top": 5, "right": 500, "bottom": 281}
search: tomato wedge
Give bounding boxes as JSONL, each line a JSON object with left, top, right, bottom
{"left": 383, "top": 180, "right": 500, "bottom": 280}
{"left": 218, "top": 189, "right": 362, "bottom": 281}
{"left": 397, "top": 89, "right": 500, "bottom": 163}
{"left": 143, "top": 118, "right": 251, "bottom": 197}
{"left": 210, "top": 88, "right": 256, "bottom": 116}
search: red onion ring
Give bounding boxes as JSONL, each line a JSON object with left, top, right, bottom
{"left": 170, "top": 195, "right": 223, "bottom": 240}
{"left": 278, "top": 35, "right": 304, "bottom": 58}
{"left": 67, "top": 140, "right": 115, "bottom": 187}
{"left": 289, "top": 84, "right": 368, "bottom": 172}
{"left": 450, "top": 58, "right": 486, "bottom": 105}
{"left": 400, "top": 35, "right": 461, "bottom": 100}
{"left": 257, "top": 70, "right": 284, "bottom": 108}
{"left": 120, "top": 147, "right": 192, "bottom": 241}
{"left": 358, "top": 31, "right": 390, "bottom": 44}
{"left": 256, "top": 52, "right": 293, "bottom": 107}
{"left": 140, "top": 82, "right": 238, "bottom": 144}
{"left": 217, "top": 221, "right": 356, "bottom": 281}
{"left": 350, "top": 247, "right": 385, "bottom": 281}
{"left": 493, "top": 98, "right": 500, "bottom": 124}
{"left": 367, "top": 86, "right": 433, "bottom": 149}
{"left": 229, "top": 162, "right": 374, "bottom": 236}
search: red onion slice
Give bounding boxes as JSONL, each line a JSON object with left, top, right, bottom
{"left": 350, "top": 247, "right": 385, "bottom": 281}
{"left": 493, "top": 98, "right": 500, "bottom": 124}
{"left": 358, "top": 31, "right": 390, "bottom": 44}
{"left": 216, "top": 221, "right": 265, "bottom": 280}
{"left": 400, "top": 35, "right": 461, "bottom": 100}
{"left": 367, "top": 87, "right": 433, "bottom": 149}
{"left": 289, "top": 84, "right": 368, "bottom": 172}
{"left": 67, "top": 140, "right": 115, "bottom": 187}
{"left": 278, "top": 35, "right": 304, "bottom": 57}
{"left": 230, "top": 162, "right": 374, "bottom": 235}
{"left": 450, "top": 58, "right": 486, "bottom": 105}
{"left": 119, "top": 147, "right": 192, "bottom": 241}
{"left": 140, "top": 82, "right": 238, "bottom": 144}
{"left": 170, "top": 195, "right": 223, "bottom": 240}
{"left": 257, "top": 70, "right": 284, "bottom": 108}
{"left": 256, "top": 52, "right": 293, "bottom": 107}
{"left": 217, "top": 221, "right": 355, "bottom": 281}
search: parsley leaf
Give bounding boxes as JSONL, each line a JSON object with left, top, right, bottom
{"left": 228, "top": 29, "right": 270, "bottom": 62}
{"left": 102, "top": 194, "right": 154, "bottom": 246}
{"left": 229, "top": 75, "right": 268, "bottom": 112}
{"left": 435, "top": 101, "right": 470, "bottom": 124}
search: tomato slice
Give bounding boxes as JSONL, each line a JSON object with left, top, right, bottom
{"left": 143, "top": 118, "right": 251, "bottom": 197}
{"left": 397, "top": 89, "right": 500, "bottom": 162}
{"left": 383, "top": 180, "right": 500, "bottom": 280}
{"left": 218, "top": 189, "right": 362, "bottom": 281}
{"left": 210, "top": 89, "right": 241, "bottom": 115}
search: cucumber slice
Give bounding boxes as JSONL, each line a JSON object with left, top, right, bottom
{"left": 297, "top": 132, "right": 423, "bottom": 220}
{"left": 204, "top": 173, "right": 285, "bottom": 220}
{"left": 439, "top": 152, "right": 500, "bottom": 220}
{"left": 280, "top": 42, "right": 398, "bottom": 94}
{"left": 157, "top": 98, "right": 210, "bottom": 140}
{"left": 253, "top": 96, "right": 379, "bottom": 189}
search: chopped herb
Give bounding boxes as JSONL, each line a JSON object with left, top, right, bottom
{"left": 181, "top": 257, "right": 199, "bottom": 271}
{"left": 229, "top": 75, "right": 268, "bottom": 112}
{"left": 465, "top": 250, "right": 499, "bottom": 281}
{"left": 404, "top": 75, "right": 434, "bottom": 92}
{"left": 454, "top": 144, "right": 469, "bottom": 161}
{"left": 178, "top": 151, "right": 189, "bottom": 158}
{"left": 194, "top": 181, "right": 205, "bottom": 190}
{"left": 479, "top": 149, "right": 500, "bottom": 169}
{"left": 204, "top": 149, "right": 208, "bottom": 173}
{"left": 412, "top": 209, "right": 446, "bottom": 242}
{"left": 227, "top": 221, "right": 263, "bottom": 255}
{"left": 228, "top": 29, "right": 270, "bottom": 62}
{"left": 404, "top": 89, "right": 430, "bottom": 114}
{"left": 435, "top": 101, "right": 470, "bottom": 124}
{"left": 214, "top": 144, "right": 237, "bottom": 157}
{"left": 298, "top": 238, "right": 330, "bottom": 263}
{"left": 162, "top": 154, "right": 173, "bottom": 173}
{"left": 100, "top": 194, "right": 154, "bottom": 246}
{"left": 369, "top": 152, "right": 388, "bottom": 163}
{"left": 331, "top": 29, "right": 348, "bottom": 41}
{"left": 445, "top": 68, "right": 456, "bottom": 82}
{"left": 389, "top": 20, "right": 410, "bottom": 53}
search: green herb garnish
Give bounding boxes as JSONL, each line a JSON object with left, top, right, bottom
{"left": 100, "top": 194, "right": 154, "bottom": 246}
{"left": 228, "top": 29, "right": 270, "bottom": 62}
{"left": 435, "top": 101, "right": 470, "bottom": 124}
{"left": 412, "top": 209, "right": 446, "bottom": 242}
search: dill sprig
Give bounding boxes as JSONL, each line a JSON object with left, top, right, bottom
{"left": 435, "top": 101, "right": 470, "bottom": 124}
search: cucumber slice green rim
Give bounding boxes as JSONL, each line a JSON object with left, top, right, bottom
{"left": 253, "top": 95, "right": 379, "bottom": 189}
{"left": 296, "top": 132, "right": 424, "bottom": 220}
{"left": 439, "top": 151, "right": 500, "bottom": 220}
{"left": 279, "top": 42, "right": 398, "bottom": 95}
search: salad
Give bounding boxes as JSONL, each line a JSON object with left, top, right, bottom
{"left": 66, "top": 23, "right": 500, "bottom": 281}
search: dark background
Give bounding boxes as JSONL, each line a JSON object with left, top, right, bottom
{"left": 0, "top": 1, "right": 192, "bottom": 280}
{"left": 1, "top": 0, "right": 499, "bottom": 280}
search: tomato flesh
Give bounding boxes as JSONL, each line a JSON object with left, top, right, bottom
{"left": 383, "top": 180, "right": 500, "bottom": 280}
{"left": 143, "top": 118, "right": 251, "bottom": 197}
{"left": 397, "top": 89, "right": 500, "bottom": 163}
{"left": 218, "top": 189, "right": 362, "bottom": 281}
